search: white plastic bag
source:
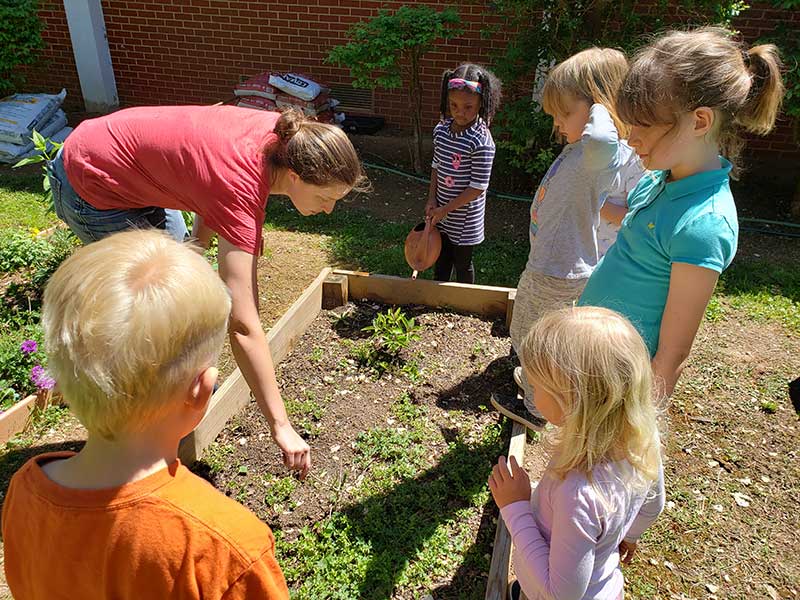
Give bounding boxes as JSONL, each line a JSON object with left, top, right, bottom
{"left": 0, "top": 89, "right": 66, "bottom": 145}
{"left": 268, "top": 73, "right": 322, "bottom": 101}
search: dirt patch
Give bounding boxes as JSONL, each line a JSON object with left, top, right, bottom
{"left": 192, "top": 300, "right": 517, "bottom": 598}
{"left": 610, "top": 310, "right": 799, "bottom": 599}
{"left": 217, "top": 228, "right": 331, "bottom": 381}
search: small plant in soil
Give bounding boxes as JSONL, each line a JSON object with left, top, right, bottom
{"left": 285, "top": 390, "right": 326, "bottom": 438}
{"left": 760, "top": 399, "right": 778, "bottom": 414}
{"left": 350, "top": 307, "right": 423, "bottom": 377}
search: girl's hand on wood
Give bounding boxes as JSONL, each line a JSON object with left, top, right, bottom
{"left": 488, "top": 455, "right": 531, "bottom": 508}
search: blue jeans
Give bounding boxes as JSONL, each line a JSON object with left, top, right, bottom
{"left": 48, "top": 147, "right": 188, "bottom": 244}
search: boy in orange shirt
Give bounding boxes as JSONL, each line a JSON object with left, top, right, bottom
{"left": 2, "top": 230, "right": 290, "bottom": 600}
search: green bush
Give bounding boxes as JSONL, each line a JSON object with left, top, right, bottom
{"left": 0, "top": 229, "right": 53, "bottom": 273}
{"left": 487, "top": 0, "right": 751, "bottom": 179}
{"left": 0, "top": 0, "right": 44, "bottom": 96}
{"left": 0, "top": 323, "right": 45, "bottom": 398}
{"left": 327, "top": 6, "right": 463, "bottom": 173}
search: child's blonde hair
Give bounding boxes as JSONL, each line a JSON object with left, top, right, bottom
{"left": 42, "top": 230, "right": 231, "bottom": 440}
{"left": 521, "top": 307, "right": 661, "bottom": 489}
{"left": 618, "top": 27, "right": 784, "bottom": 174}
{"left": 542, "top": 47, "right": 630, "bottom": 138}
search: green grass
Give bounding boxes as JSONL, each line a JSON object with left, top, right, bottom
{"left": 264, "top": 199, "right": 528, "bottom": 287}
{"left": 0, "top": 171, "right": 58, "bottom": 231}
{"left": 276, "top": 420, "right": 506, "bottom": 599}
{"left": 715, "top": 260, "right": 800, "bottom": 332}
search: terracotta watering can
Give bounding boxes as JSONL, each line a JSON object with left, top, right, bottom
{"left": 404, "top": 218, "right": 442, "bottom": 279}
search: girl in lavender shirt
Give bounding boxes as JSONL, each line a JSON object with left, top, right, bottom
{"left": 489, "top": 307, "right": 664, "bottom": 600}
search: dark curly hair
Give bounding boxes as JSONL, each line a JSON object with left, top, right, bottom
{"left": 439, "top": 63, "right": 502, "bottom": 125}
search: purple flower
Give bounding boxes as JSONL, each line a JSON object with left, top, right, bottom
{"left": 20, "top": 340, "right": 38, "bottom": 355}
{"left": 30, "top": 365, "right": 56, "bottom": 391}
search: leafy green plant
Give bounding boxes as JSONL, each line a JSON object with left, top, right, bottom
{"left": 0, "top": 228, "right": 53, "bottom": 273}
{"left": 486, "top": 0, "right": 751, "bottom": 178}
{"left": 327, "top": 6, "right": 463, "bottom": 173}
{"left": 14, "top": 130, "right": 64, "bottom": 213}
{"left": 0, "top": 380, "right": 21, "bottom": 411}
{"left": 0, "top": 0, "right": 43, "bottom": 97}
{"left": 346, "top": 308, "right": 423, "bottom": 376}
{"left": 362, "top": 307, "right": 422, "bottom": 355}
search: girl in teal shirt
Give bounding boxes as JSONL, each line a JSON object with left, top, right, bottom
{"left": 579, "top": 27, "right": 785, "bottom": 399}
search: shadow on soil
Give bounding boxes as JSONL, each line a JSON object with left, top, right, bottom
{"left": 303, "top": 425, "right": 507, "bottom": 600}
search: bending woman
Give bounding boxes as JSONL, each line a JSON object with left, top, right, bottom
{"left": 48, "top": 105, "right": 367, "bottom": 477}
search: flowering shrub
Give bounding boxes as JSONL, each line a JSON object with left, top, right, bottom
{"left": 0, "top": 326, "right": 53, "bottom": 406}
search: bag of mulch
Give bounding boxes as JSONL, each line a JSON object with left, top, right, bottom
{"left": 236, "top": 96, "right": 278, "bottom": 111}
{"left": 234, "top": 73, "right": 278, "bottom": 100}
{"left": 0, "top": 89, "right": 66, "bottom": 145}
{"left": 268, "top": 73, "right": 323, "bottom": 101}
{"left": 0, "top": 109, "right": 68, "bottom": 164}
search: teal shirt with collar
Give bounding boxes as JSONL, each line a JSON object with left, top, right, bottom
{"left": 578, "top": 158, "right": 738, "bottom": 355}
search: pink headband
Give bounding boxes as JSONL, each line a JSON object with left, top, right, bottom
{"left": 448, "top": 78, "right": 482, "bottom": 94}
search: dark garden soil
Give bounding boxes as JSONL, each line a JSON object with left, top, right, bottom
{"left": 192, "top": 300, "right": 518, "bottom": 599}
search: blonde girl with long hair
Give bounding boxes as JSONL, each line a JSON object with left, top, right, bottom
{"left": 490, "top": 307, "right": 664, "bottom": 600}
{"left": 578, "top": 27, "right": 785, "bottom": 399}
{"left": 496, "top": 47, "right": 645, "bottom": 430}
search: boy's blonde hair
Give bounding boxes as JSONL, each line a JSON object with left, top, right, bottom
{"left": 521, "top": 307, "right": 661, "bottom": 489}
{"left": 542, "top": 47, "right": 630, "bottom": 138}
{"left": 42, "top": 230, "right": 231, "bottom": 440}
{"left": 618, "top": 27, "right": 784, "bottom": 175}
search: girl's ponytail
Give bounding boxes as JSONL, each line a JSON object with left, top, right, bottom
{"left": 736, "top": 44, "right": 785, "bottom": 136}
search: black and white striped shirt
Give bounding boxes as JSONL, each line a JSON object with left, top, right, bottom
{"left": 432, "top": 118, "right": 496, "bottom": 246}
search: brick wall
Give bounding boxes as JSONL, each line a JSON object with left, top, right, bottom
{"left": 20, "top": 0, "right": 799, "bottom": 160}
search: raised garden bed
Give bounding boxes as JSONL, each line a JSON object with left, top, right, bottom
{"left": 181, "top": 269, "right": 526, "bottom": 599}
{"left": 0, "top": 390, "right": 57, "bottom": 446}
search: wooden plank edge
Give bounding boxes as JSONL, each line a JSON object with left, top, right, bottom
{"left": 179, "top": 267, "right": 332, "bottom": 464}
{"left": 0, "top": 390, "right": 59, "bottom": 447}
{"left": 333, "top": 269, "right": 515, "bottom": 319}
{"left": 485, "top": 421, "right": 528, "bottom": 600}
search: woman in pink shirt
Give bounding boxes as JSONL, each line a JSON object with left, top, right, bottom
{"left": 48, "top": 105, "right": 367, "bottom": 478}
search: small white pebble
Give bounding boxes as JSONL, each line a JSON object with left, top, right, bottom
{"left": 238, "top": 437, "right": 248, "bottom": 446}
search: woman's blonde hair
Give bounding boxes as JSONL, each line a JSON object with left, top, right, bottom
{"left": 521, "top": 307, "right": 661, "bottom": 490}
{"left": 618, "top": 27, "right": 785, "bottom": 174}
{"left": 43, "top": 230, "right": 231, "bottom": 440}
{"left": 542, "top": 47, "right": 630, "bottom": 138}
{"left": 265, "top": 108, "right": 370, "bottom": 193}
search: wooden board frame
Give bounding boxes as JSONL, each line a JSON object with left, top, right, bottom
{"left": 484, "top": 421, "right": 528, "bottom": 600}
{"left": 178, "top": 267, "right": 522, "bottom": 589}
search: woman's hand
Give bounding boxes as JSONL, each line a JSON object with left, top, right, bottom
{"left": 489, "top": 455, "right": 531, "bottom": 508}
{"left": 272, "top": 422, "right": 311, "bottom": 479}
{"left": 425, "top": 196, "right": 437, "bottom": 218}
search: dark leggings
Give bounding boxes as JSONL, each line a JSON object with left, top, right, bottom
{"left": 434, "top": 232, "right": 476, "bottom": 284}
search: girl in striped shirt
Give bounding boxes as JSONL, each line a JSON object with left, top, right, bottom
{"left": 425, "top": 64, "right": 502, "bottom": 283}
